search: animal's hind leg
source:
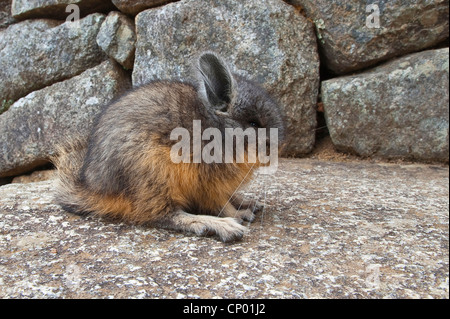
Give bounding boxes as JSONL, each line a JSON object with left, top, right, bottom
{"left": 158, "top": 209, "right": 247, "bottom": 242}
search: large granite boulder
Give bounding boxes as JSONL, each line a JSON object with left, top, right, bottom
{"left": 133, "top": 0, "right": 320, "bottom": 157}
{"left": 96, "top": 11, "right": 136, "bottom": 70}
{"left": 322, "top": 48, "right": 449, "bottom": 162}
{"left": 11, "top": 0, "right": 115, "bottom": 20}
{"left": 0, "top": 13, "right": 106, "bottom": 103}
{"left": 0, "top": 60, "right": 131, "bottom": 178}
{"left": 287, "top": 0, "right": 449, "bottom": 74}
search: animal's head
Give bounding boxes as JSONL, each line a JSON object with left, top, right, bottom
{"left": 194, "top": 52, "right": 285, "bottom": 161}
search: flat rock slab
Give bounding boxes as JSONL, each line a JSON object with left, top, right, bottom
{"left": 0, "top": 159, "right": 448, "bottom": 298}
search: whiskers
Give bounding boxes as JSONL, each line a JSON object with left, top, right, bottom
{"left": 311, "top": 125, "right": 328, "bottom": 132}
{"left": 217, "top": 161, "right": 257, "bottom": 218}
{"left": 220, "top": 165, "right": 280, "bottom": 239}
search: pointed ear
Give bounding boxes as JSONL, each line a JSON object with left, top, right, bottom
{"left": 196, "top": 52, "right": 236, "bottom": 114}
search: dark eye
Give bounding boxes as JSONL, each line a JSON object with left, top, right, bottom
{"left": 249, "top": 120, "right": 260, "bottom": 128}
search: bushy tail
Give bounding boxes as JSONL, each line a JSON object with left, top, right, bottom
{"left": 51, "top": 137, "right": 90, "bottom": 215}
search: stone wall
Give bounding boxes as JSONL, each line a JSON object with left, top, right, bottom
{"left": 0, "top": 0, "right": 449, "bottom": 178}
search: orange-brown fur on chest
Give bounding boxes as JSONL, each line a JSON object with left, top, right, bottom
{"left": 165, "top": 153, "right": 255, "bottom": 213}
{"left": 137, "top": 143, "right": 256, "bottom": 213}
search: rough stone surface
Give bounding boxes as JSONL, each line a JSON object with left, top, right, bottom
{"left": 97, "top": 11, "right": 136, "bottom": 69}
{"left": 12, "top": 170, "right": 56, "bottom": 184}
{"left": 112, "top": 0, "right": 177, "bottom": 15}
{"left": 288, "top": 0, "right": 449, "bottom": 74}
{"left": 0, "top": 13, "right": 106, "bottom": 103}
{"left": 0, "top": 159, "right": 448, "bottom": 298}
{"left": 0, "top": 60, "right": 131, "bottom": 178}
{"left": 11, "top": 0, "right": 115, "bottom": 20}
{"left": 0, "top": 0, "right": 16, "bottom": 30}
{"left": 322, "top": 48, "right": 449, "bottom": 163}
{"left": 133, "top": 0, "right": 320, "bottom": 157}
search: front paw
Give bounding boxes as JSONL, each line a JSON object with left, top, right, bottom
{"left": 235, "top": 208, "right": 256, "bottom": 223}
